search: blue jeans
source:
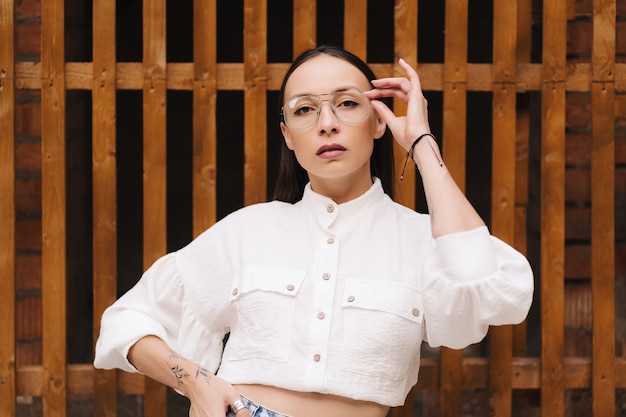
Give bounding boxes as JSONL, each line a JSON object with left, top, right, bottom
{"left": 226, "top": 394, "right": 292, "bottom": 417}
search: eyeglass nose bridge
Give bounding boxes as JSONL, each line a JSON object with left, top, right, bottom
{"left": 315, "top": 94, "right": 339, "bottom": 121}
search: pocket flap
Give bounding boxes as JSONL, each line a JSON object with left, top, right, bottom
{"left": 230, "top": 265, "right": 306, "bottom": 301}
{"left": 342, "top": 279, "right": 422, "bottom": 322}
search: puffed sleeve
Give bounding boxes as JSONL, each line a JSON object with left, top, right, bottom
{"left": 93, "top": 255, "right": 185, "bottom": 372}
{"left": 94, "top": 221, "right": 235, "bottom": 374}
{"left": 422, "top": 226, "right": 534, "bottom": 349}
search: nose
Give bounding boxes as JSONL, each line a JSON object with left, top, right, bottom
{"left": 317, "top": 100, "right": 340, "bottom": 134}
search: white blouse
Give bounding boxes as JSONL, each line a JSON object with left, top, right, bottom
{"left": 94, "top": 178, "right": 534, "bottom": 406}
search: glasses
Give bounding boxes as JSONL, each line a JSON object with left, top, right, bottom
{"left": 281, "top": 89, "right": 370, "bottom": 129}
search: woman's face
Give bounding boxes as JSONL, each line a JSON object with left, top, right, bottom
{"left": 280, "top": 54, "right": 386, "bottom": 200}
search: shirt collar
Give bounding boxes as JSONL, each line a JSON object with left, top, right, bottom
{"left": 300, "top": 177, "right": 385, "bottom": 226}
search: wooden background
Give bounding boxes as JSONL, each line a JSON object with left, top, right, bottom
{"left": 1, "top": 0, "right": 625, "bottom": 416}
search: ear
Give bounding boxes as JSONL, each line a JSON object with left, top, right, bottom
{"left": 281, "top": 122, "right": 295, "bottom": 150}
{"left": 372, "top": 111, "right": 387, "bottom": 140}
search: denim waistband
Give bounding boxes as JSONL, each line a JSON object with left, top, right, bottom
{"left": 226, "top": 394, "right": 292, "bottom": 417}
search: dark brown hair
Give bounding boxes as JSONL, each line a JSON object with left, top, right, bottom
{"left": 272, "top": 45, "right": 395, "bottom": 203}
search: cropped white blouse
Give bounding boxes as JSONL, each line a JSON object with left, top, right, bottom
{"left": 94, "top": 178, "right": 534, "bottom": 407}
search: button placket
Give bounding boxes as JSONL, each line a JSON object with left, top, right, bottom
{"left": 307, "top": 211, "right": 340, "bottom": 383}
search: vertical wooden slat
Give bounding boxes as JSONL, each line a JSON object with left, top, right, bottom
{"left": 92, "top": 0, "right": 118, "bottom": 415}
{"left": 344, "top": 0, "right": 367, "bottom": 59}
{"left": 591, "top": 0, "right": 616, "bottom": 415}
{"left": 541, "top": 0, "right": 567, "bottom": 415}
{"left": 41, "top": 0, "right": 67, "bottom": 415}
{"left": 293, "top": 0, "right": 316, "bottom": 57}
{"left": 0, "top": 0, "right": 16, "bottom": 415}
{"left": 441, "top": 1, "right": 468, "bottom": 416}
{"left": 143, "top": 0, "right": 168, "bottom": 414}
{"left": 193, "top": 0, "right": 217, "bottom": 235}
{"left": 513, "top": 0, "right": 532, "bottom": 357}
{"left": 244, "top": 0, "right": 267, "bottom": 205}
{"left": 391, "top": 2, "right": 419, "bottom": 409}
{"left": 490, "top": 0, "right": 517, "bottom": 415}
{"left": 393, "top": 0, "right": 418, "bottom": 209}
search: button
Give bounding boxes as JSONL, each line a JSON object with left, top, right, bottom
{"left": 321, "top": 272, "right": 331, "bottom": 281}
{"left": 347, "top": 295, "right": 355, "bottom": 302}
{"left": 232, "top": 288, "right": 238, "bottom": 296}
{"left": 327, "top": 238, "right": 335, "bottom": 244}
{"left": 286, "top": 284, "right": 295, "bottom": 291}
{"left": 412, "top": 308, "right": 420, "bottom": 317}
{"left": 313, "top": 354, "right": 321, "bottom": 362}
{"left": 326, "top": 205, "right": 334, "bottom": 213}
{"left": 317, "top": 312, "right": 326, "bottom": 320}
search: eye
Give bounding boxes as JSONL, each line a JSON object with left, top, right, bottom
{"left": 288, "top": 96, "right": 319, "bottom": 117}
{"left": 293, "top": 105, "right": 316, "bottom": 116}
{"left": 333, "top": 93, "right": 363, "bottom": 110}
{"left": 337, "top": 99, "right": 359, "bottom": 109}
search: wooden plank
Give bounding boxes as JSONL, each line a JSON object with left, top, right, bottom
{"left": 243, "top": 0, "right": 267, "bottom": 205}
{"left": 490, "top": 0, "right": 517, "bottom": 415}
{"left": 192, "top": 0, "right": 217, "bottom": 235}
{"left": 390, "top": 10, "right": 418, "bottom": 410}
{"left": 513, "top": 0, "right": 533, "bottom": 357}
{"left": 13, "top": 62, "right": 626, "bottom": 93}
{"left": 14, "top": 357, "right": 626, "bottom": 396}
{"left": 41, "top": 0, "right": 67, "bottom": 416}
{"left": 0, "top": 0, "right": 16, "bottom": 415}
{"left": 441, "top": 1, "right": 468, "bottom": 416}
{"left": 344, "top": 0, "right": 367, "bottom": 59}
{"left": 143, "top": 0, "right": 168, "bottom": 414}
{"left": 92, "top": 0, "right": 118, "bottom": 415}
{"left": 541, "top": 0, "right": 567, "bottom": 415}
{"left": 591, "top": 0, "right": 616, "bottom": 415}
{"left": 442, "top": 0, "right": 468, "bottom": 183}
{"left": 293, "top": 0, "right": 316, "bottom": 56}
{"left": 392, "top": 0, "right": 418, "bottom": 209}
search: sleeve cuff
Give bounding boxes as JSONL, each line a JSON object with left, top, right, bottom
{"left": 433, "top": 226, "right": 498, "bottom": 281}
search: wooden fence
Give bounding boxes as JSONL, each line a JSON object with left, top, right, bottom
{"left": 1, "top": 0, "right": 625, "bottom": 416}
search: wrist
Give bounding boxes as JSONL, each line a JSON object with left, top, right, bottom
{"left": 168, "top": 356, "right": 212, "bottom": 399}
{"left": 400, "top": 133, "right": 441, "bottom": 180}
{"left": 178, "top": 367, "right": 209, "bottom": 399}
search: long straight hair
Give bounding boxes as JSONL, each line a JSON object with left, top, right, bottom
{"left": 272, "top": 45, "right": 395, "bottom": 203}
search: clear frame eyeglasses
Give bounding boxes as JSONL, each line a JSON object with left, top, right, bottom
{"left": 281, "top": 89, "right": 371, "bottom": 130}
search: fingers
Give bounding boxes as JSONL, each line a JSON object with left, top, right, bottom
{"left": 367, "top": 58, "right": 423, "bottom": 100}
{"left": 397, "top": 58, "right": 422, "bottom": 87}
{"left": 229, "top": 398, "right": 251, "bottom": 417}
{"left": 370, "top": 100, "right": 397, "bottom": 127}
{"left": 365, "top": 85, "right": 408, "bottom": 101}
{"left": 368, "top": 58, "right": 431, "bottom": 149}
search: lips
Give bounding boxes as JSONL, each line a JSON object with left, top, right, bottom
{"left": 316, "top": 143, "right": 347, "bottom": 156}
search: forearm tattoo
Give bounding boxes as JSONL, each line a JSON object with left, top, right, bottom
{"left": 166, "top": 349, "right": 211, "bottom": 387}
{"left": 166, "top": 350, "right": 189, "bottom": 386}
{"left": 169, "top": 364, "right": 190, "bottom": 386}
{"left": 196, "top": 367, "right": 212, "bottom": 386}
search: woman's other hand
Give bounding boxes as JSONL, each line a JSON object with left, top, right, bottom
{"left": 364, "top": 58, "right": 431, "bottom": 152}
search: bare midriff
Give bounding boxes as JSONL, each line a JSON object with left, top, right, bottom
{"left": 234, "top": 384, "right": 390, "bottom": 417}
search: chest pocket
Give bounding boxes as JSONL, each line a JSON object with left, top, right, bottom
{"left": 228, "top": 265, "right": 306, "bottom": 362}
{"left": 341, "top": 279, "right": 423, "bottom": 381}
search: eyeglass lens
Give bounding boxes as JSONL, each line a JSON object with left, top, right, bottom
{"left": 283, "top": 90, "right": 370, "bottom": 129}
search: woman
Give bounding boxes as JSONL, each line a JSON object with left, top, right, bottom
{"left": 94, "top": 46, "right": 533, "bottom": 417}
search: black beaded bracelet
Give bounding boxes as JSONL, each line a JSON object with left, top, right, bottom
{"left": 400, "top": 132, "right": 442, "bottom": 180}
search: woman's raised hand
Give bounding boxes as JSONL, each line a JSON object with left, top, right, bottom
{"left": 364, "top": 58, "right": 431, "bottom": 152}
